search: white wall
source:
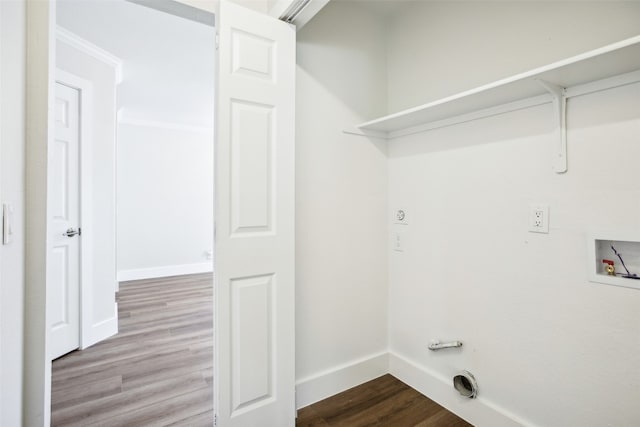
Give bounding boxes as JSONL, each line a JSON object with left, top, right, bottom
{"left": 57, "top": 0, "right": 216, "bottom": 129}
{"left": 117, "top": 121, "right": 214, "bottom": 280}
{"left": 295, "top": 0, "right": 389, "bottom": 407}
{"left": 388, "top": 83, "right": 640, "bottom": 427}
{"left": 56, "top": 40, "right": 118, "bottom": 331}
{"left": 387, "top": 1, "right": 640, "bottom": 113}
{"left": 386, "top": 2, "right": 640, "bottom": 426}
{"left": 176, "top": 0, "right": 268, "bottom": 14}
{"left": 0, "top": 1, "right": 26, "bottom": 425}
{"left": 57, "top": 2, "right": 216, "bottom": 281}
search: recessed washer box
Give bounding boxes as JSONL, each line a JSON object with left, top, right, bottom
{"left": 588, "top": 232, "right": 640, "bottom": 290}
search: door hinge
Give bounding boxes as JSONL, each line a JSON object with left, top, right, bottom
{"left": 214, "top": 414, "right": 218, "bottom": 426}
{"left": 215, "top": 33, "right": 219, "bottom": 50}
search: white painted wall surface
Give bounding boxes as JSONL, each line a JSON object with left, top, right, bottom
{"left": 295, "top": 1, "right": 389, "bottom": 407}
{"left": 0, "top": 1, "right": 26, "bottom": 425}
{"left": 56, "top": 41, "right": 118, "bottom": 326}
{"left": 57, "top": 1, "right": 216, "bottom": 129}
{"left": 117, "top": 121, "right": 214, "bottom": 279}
{"left": 176, "top": 0, "right": 268, "bottom": 14}
{"left": 386, "top": 2, "right": 640, "bottom": 425}
{"left": 386, "top": 1, "right": 640, "bottom": 113}
{"left": 58, "top": 2, "right": 216, "bottom": 281}
{"left": 388, "top": 82, "right": 640, "bottom": 427}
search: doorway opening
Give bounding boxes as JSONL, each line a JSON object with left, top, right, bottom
{"left": 49, "top": 1, "right": 215, "bottom": 423}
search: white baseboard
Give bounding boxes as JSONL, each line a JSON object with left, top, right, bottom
{"left": 389, "top": 352, "right": 529, "bottom": 427}
{"left": 81, "top": 307, "right": 118, "bottom": 349}
{"left": 117, "top": 262, "right": 213, "bottom": 282}
{"left": 295, "top": 351, "right": 389, "bottom": 409}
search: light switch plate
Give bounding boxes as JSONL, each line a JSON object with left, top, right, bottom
{"left": 3, "top": 203, "right": 14, "bottom": 244}
{"left": 393, "top": 230, "right": 404, "bottom": 252}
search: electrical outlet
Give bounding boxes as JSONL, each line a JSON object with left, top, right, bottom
{"left": 529, "top": 204, "right": 549, "bottom": 233}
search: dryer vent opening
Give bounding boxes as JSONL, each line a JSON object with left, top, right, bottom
{"left": 453, "top": 371, "right": 478, "bottom": 398}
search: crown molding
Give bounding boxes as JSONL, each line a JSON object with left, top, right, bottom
{"left": 56, "top": 26, "right": 124, "bottom": 84}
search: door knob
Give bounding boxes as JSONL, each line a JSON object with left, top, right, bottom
{"left": 63, "top": 228, "right": 81, "bottom": 237}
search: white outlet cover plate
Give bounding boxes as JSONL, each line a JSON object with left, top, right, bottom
{"left": 393, "top": 229, "right": 405, "bottom": 252}
{"left": 529, "top": 204, "right": 549, "bottom": 233}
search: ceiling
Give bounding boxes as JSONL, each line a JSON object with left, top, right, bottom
{"left": 57, "top": 0, "right": 216, "bottom": 128}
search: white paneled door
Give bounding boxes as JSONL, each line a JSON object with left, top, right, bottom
{"left": 215, "top": 1, "right": 296, "bottom": 425}
{"left": 49, "top": 82, "right": 81, "bottom": 360}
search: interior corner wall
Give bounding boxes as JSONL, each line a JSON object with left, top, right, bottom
{"left": 386, "top": 1, "right": 640, "bottom": 113}
{"left": 56, "top": 41, "right": 118, "bottom": 330}
{"left": 0, "top": 1, "right": 26, "bottom": 425}
{"left": 116, "top": 122, "right": 214, "bottom": 281}
{"left": 295, "top": 0, "right": 389, "bottom": 408}
{"left": 385, "top": 2, "right": 640, "bottom": 426}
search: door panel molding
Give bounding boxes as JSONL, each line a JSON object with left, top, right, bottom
{"left": 49, "top": 80, "right": 81, "bottom": 360}
{"left": 54, "top": 70, "right": 99, "bottom": 351}
{"left": 215, "top": 1, "right": 296, "bottom": 425}
{"left": 230, "top": 273, "right": 275, "bottom": 414}
{"left": 230, "top": 99, "right": 275, "bottom": 236}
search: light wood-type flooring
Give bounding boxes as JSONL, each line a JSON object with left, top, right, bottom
{"left": 51, "top": 273, "right": 214, "bottom": 426}
{"left": 296, "top": 374, "right": 473, "bottom": 427}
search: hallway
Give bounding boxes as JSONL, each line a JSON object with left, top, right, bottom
{"left": 51, "top": 273, "right": 213, "bottom": 426}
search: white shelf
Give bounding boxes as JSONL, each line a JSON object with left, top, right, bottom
{"left": 357, "top": 35, "right": 640, "bottom": 137}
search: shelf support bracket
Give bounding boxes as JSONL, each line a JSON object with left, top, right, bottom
{"left": 537, "top": 79, "right": 568, "bottom": 174}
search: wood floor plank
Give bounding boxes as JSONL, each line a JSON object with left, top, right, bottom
{"left": 297, "top": 374, "right": 474, "bottom": 427}
{"left": 297, "top": 406, "right": 332, "bottom": 427}
{"left": 165, "top": 409, "right": 216, "bottom": 427}
{"left": 417, "top": 409, "right": 476, "bottom": 427}
{"left": 52, "top": 373, "right": 208, "bottom": 427}
{"left": 51, "top": 375, "right": 122, "bottom": 412}
{"left": 100, "top": 387, "right": 213, "bottom": 427}
{"left": 51, "top": 273, "right": 214, "bottom": 426}
{"left": 311, "top": 375, "right": 405, "bottom": 423}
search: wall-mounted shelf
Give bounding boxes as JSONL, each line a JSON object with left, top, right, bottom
{"left": 355, "top": 36, "right": 640, "bottom": 149}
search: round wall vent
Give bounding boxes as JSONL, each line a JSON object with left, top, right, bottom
{"left": 453, "top": 370, "right": 478, "bottom": 398}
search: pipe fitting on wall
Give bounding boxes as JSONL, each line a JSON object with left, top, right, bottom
{"left": 453, "top": 370, "right": 478, "bottom": 398}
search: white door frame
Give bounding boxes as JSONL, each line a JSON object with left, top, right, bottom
{"left": 25, "top": 1, "right": 56, "bottom": 424}
{"left": 54, "top": 70, "right": 94, "bottom": 352}
{"left": 0, "top": 2, "right": 3, "bottom": 422}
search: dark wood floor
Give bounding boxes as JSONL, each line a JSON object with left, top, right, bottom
{"left": 51, "top": 273, "right": 214, "bottom": 427}
{"left": 297, "top": 374, "right": 473, "bottom": 427}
